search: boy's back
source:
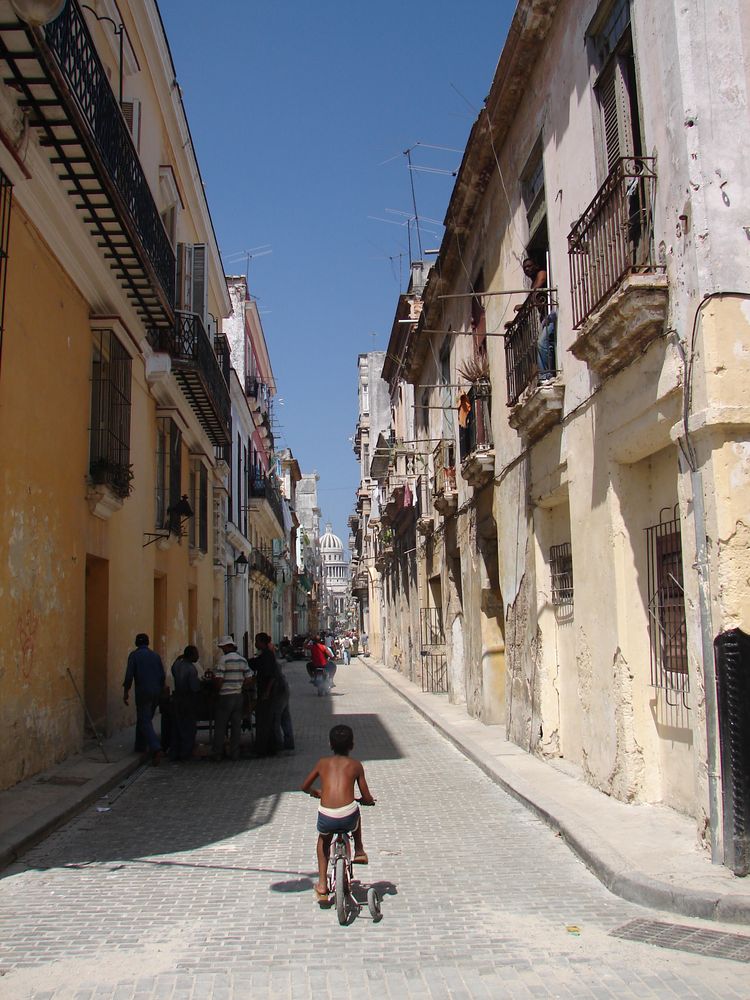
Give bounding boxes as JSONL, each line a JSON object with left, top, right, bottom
{"left": 315, "top": 754, "right": 366, "bottom": 808}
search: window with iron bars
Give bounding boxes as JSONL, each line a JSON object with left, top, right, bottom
{"left": 89, "top": 329, "right": 132, "bottom": 498}
{"left": 188, "top": 458, "right": 209, "bottom": 553}
{"left": 155, "top": 416, "right": 182, "bottom": 531}
{"left": 550, "top": 542, "right": 573, "bottom": 606}
{"left": 646, "top": 505, "right": 689, "bottom": 697}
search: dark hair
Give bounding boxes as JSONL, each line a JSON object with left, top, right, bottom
{"left": 135, "top": 633, "right": 149, "bottom": 647}
{"left": 183, "top": 645, "right": 199, "bottom": 661}
{"left": 255, "top": 632, "right": 271, "bottom": 645}
{"left": 329, "top": 724, "right": 354, "bottom": 755}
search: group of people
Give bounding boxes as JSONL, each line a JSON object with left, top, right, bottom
{"left": 122, "top": 631, "right": 294, "bottom": 765}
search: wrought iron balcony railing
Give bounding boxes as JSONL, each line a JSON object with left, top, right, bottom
{"left": 148, "top": 311, "right": 230, "bottom": 445}
{"left": 0, "top": 1, "right": 176, "bottom": 325}
{"left": 250, "top": 547, "right": 277, "bottom": 583}
{"left": 458, "top": 383, "right": 493, "bottom": 462}
{"left": 245, "top": 375, "right": 270, "bottom": 410}
{"left": 504, "top": 291, "right": 558, "bottom": 406}
{"left": 568, "top": 156, "right": 661, "bottom": 329}
{"left": 249, "top": 475, "right": 285, "bottom": 532}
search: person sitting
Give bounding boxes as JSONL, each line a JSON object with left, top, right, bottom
{"left": 301, "top": 724, "right": 376, "bottom": 903}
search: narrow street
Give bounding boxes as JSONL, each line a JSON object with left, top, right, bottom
{"left": 0, "top": 661, "right": 746, "bottom": 999}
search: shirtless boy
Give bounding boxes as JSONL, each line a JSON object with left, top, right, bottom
{"left": 301, "top": 724, "right": 375, "bottom": 902}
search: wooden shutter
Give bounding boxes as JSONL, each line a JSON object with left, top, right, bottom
{"left": 598, "top": 56, "right": 634, "bottom": 172}
{"left": 175, "top": 242, "right": 193, "bottom": 312}
{"left": 191, "top": 243, "right": 208, "bottom": 327}
{"left": 121, "top": 99, "right": 141, "bottom": 152}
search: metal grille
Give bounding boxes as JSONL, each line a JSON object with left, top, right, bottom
{"left": 89, "top": 329, "right": 132, "bottom": 497}
{"left": 432, "top": 439, "right": 456, "bottom": 495}
{"left": 421, "top": 652, "right": 448, "bottom": 694}
{"left": 646, "top": 505, "right": 689, "bottom": 700}
{"left": 420, "top": 607, "right": 445, "bottom": 646}
{"left": 550, "top": 542, "right": 573, "bottom": 607}
{"left": 568, "top": 156, "right": 661, "bottom": 328}
{"left": 611, "top": 919, "right": 750, "bottom": 963}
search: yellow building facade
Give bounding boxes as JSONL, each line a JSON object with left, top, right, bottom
{"left": 0, "top": 0, "right": 231, "bottom": 789}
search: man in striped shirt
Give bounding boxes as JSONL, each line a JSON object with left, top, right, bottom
{"left": 212, "top": 635, "right": 252, "bottom": 761}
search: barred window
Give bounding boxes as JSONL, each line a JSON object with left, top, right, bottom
{"left": 89, "top": 329, "right": 132, "bottom": 498}
{"left": 550, "top": 542, "right": 573, "bottom": 606}
{"left": 156, "top": 417, "right": 182, "bottom": 530}
{"left": 646, "top": 505, "right": 688, "bottom": 695}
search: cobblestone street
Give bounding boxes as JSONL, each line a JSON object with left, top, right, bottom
{"left": 1, "top": 660, "right": 747, "bottom": 999}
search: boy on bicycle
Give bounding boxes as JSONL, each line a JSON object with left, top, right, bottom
{"left": 301, "top": 724, "right": 375, "bottom": 903}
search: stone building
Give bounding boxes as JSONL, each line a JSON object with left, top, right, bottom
{"left": 0, "top": 0, "right": 233, "bottom": 787}
{"left": 349, "top": 351, "right": 392, "bottom": 657}
{"left": 368, "top": 0, "right": 750, "bottom": 861}
{"left": 295, "top": 472, "right": 323, "bottom": 633}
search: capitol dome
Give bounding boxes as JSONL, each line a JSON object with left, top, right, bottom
{"left": 320, "top": 523, "right": 344, "bottom": 554}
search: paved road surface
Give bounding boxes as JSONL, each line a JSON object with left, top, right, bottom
{"left": 0, "top": 660, "right": 747, "bottom": 998}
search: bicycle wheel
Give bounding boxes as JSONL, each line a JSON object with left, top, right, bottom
{"left": 367, "top": 886, "right": 381, "bottom": 921}
{"left": 335, "top": 857, "right": 348, "bottom": 925}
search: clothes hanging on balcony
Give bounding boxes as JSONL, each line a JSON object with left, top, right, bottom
{"left": 457, "top": 393, "right": 472, "bottom": 428}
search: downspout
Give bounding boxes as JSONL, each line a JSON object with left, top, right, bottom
{"left": 679, "top": 291, "right": 750, "bottom": 864}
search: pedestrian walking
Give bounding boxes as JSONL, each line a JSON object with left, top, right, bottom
{"left": 213, "top": 635, "right": 252, "bottom": 761}
{"left": 360, "top": 632, "right": 369, "bottom": 656}
{"left": 342, "top": 634, "right": 352, "bottom": 665}
{"left": 170, "top": 645, "right": 201, "bottom": 761}
{"left": 123, "top": 633, "right": 166, "bottom": 765}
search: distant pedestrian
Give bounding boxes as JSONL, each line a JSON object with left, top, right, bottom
{"left": 343, "top": 635, "right": 353, "bottom": 665}
{"left": 170, "top": 645, "right": 201, "bottom": 761}
{"left": 360, "top": 632, "right": 369, "bottom": 656}
{"left": 213, "top": 635, "right": 252, "bottom": 761}
{"left": 123, "top": 633, "right": 166, "bottom": 765}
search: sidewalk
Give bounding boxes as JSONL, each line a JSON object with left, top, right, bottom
{"left": 0, "top": 727, "right": 143, "bottom": 871}
{"left": 360, "top": 655, "right": 750, "bottom": 927}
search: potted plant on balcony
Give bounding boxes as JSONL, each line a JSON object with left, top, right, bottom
{"left": 89, "top": 458, "right": 134, "bottom": 499}
{"left": 458, "top": 355, "right": 491, "bottom": 398}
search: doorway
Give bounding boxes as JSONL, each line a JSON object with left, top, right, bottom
{"left": 84, "top": 555, "right": 109, "bottom": 733}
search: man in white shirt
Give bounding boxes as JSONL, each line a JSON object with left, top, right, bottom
{"left": 212, "top": 634, "right": 252, "bottom": 761}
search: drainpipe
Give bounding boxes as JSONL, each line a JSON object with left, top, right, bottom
{"left": 680, "top": 291, "right": 750, "bottom": 864}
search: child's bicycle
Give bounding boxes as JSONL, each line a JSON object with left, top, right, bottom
{"left": 325, "top": 805, "right": 381, "bottom": 924}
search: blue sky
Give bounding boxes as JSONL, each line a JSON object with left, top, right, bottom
{"left": 159, "top": 1, "right": 514, "bottom": 544}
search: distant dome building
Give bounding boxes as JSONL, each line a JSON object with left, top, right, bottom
{"left": 320, "top": 523, "right": 350, "bottom": 622}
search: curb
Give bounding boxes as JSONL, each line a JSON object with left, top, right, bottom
{"left": 0, "top": 753, "right": 145, "bottom": 871}
{"left": 360, "top": 657, "right": 750, "bottom": 926}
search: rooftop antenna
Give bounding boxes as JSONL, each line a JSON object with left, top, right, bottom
{"left": 404, "top": 147, "right": 424, "bottom": 260}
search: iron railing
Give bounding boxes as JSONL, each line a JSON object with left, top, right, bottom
{"left": 44, "top": 1, "right": 175, "bottom": 308}
{"left": 246, "top": 374, "right": 270, "bottom": 410}
{"left": 432, "top": 439, "right": 456, "bottom": 496}
{"left": 646, "top": 505, "right": 689, "bottom": 704}
{"left": 421, "top": 652, "right": 448, "bottom": 694}
{"left": 420, "top": 607, "right": 445, "bottom": 647}
{"left": 249, "top": 475, "right": 285, "bottom": 531}
{"left": 250, "top": 547, "right": 277, "bottom": 583}
{"left": 148, "top": 311, "right": 230, "bottom": 444}
{"left": 459, "top": 383, "right": 493, "bottom": 462}
{"left": 504, "top": 291, "right": 558, "bottom": 405}
{"left": 568, "top": 156, "right": 660, "bottom": 328}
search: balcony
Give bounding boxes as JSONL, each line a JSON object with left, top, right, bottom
{"left": 250, "top": 547, "right": 277, "bottom": 584}
{"left": 248, "top": 474, "right": 285, "bottom": 533}
{"left": 432, "top": 440, "right": 457, "bottom": 516}
{"left": 459, "top": 383, "right": 494, "bottom": 488}
{"left": 504, "top": 291, "right": 564, "bottom": 441}
{"left": 246, "top": 375, "right": 270, "bottom": 416}
{"left": 416, "top": 474, "right": 433, "bottom": 536}
{"left": 568, "top": 157, "right": 668, "bottom": 378}
{"left": 0, "top": 1, "right": 175, "bottom": 327}
{"left": 148, "top": 311, "right": 230, "bottom": 445}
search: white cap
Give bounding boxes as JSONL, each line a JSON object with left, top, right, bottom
{"left": 217, "top": 634, "right": 235, "bottom": 647}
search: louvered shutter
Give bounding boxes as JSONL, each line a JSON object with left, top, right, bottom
{"left": 191, "top": 243, "right": 208, "bottom": 327}
{"left": 121, "top": 100, "right": 141, "bottom": 152}
{"left": 598, "top": 57, "right": 634, "bottom": 172}
{"left": 175, "top": 242, "right": 193, "bottom": 312}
